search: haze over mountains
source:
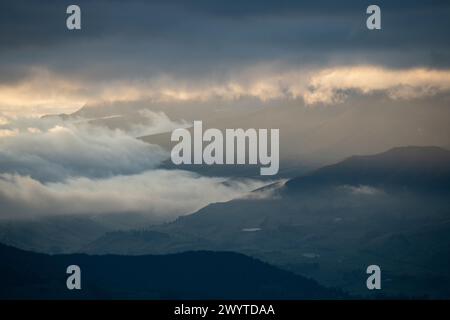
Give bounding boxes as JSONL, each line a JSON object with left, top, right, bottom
{"left": 1, "top": 102, "right": 450, "bottom": 298}
{"left": 2, "top": 145, "right": 448, "bottom": 298}
{"left": 35, "top": 95, "right": 450, "bottom": 179}
{"left": 80, "top": 146, "right": 450, "bottom": 298}
{"left": 287, "top": 146, "right": 450, "bottom": 193}
{"left": 1, "top": 0, "right": 450, "bottom": 301}
{"left": 2, "top": 30, "right": 450, "bottom": 298}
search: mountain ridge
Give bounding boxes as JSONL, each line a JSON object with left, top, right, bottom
{"left": 286, "top": 146, "right": 450, "bottom": 193}
{"left": 0, "top": 242, "right": 342, "bottom": 299}
{"left": 81, "top": 146, "right": 450, "bottom": 298}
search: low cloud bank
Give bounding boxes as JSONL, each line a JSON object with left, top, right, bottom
{"left": 0, "top": 118, "right": 167, "bottom": 182}
{"left": 0, "top": 113, "right": 266, "bottom": 220}
{"left": 0, "top": 171, "right": 264, "bottom": 220}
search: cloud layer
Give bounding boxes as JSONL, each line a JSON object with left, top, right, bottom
{"left": 3, "top": 65, "right": 450, "bottom": 115}
{"left": 0, "top": 171, "right": 264, "bottom": 220}
{"left": 0, "top": 114, "right": 266, "bottom": 220}
{"left": 1, "top": 0, "right": 449, "bottom": 222}
{"left": 0, "top": 116, "right": 168, "bottom": 181}
{"left": 1, "top": 0, "right": 450, "bottom": 115}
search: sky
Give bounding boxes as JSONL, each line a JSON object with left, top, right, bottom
{"left": 0, "top": 0, "right": 450, "bottom": 220}
{"left": 1, "top": 0, "right": 450, "bottom": 116}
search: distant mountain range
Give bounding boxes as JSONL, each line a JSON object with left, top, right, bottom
{"left": 0, "top": 243, "right": 341, "bottom": 299}
{"left": 1, "top": 146, "right": 449, "bottom": 298}
{"left": 0, "top": 213, "right": 161, "bottom": 254}
{"left": 287, "top": 146, "right": 450, "bottom": 193}
{"left": 81, "top": 146, "right": 450, "bottom": 298}
{"left": 45, "top": 100, "right": 450, "bottom": 178}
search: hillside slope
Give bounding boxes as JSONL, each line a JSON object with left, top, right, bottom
{"left": 0, "top": 243, "right": 340, "bottom": 299}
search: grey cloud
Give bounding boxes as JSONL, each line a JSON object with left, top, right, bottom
{"left": 0, "top": 114, "right": 173, "bottom": 182}
{"left": 0, "top": 112, "right": 267, "bottom": 221}
{"left": 0, "top": 171, "right": 266, "bottom": 220}
{"left": 1, "top": 0, "right": 450, "bottom": 88}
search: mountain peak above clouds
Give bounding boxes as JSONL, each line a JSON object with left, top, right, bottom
{"left": 286, "top": 146, "right": 450, "bottom": 193}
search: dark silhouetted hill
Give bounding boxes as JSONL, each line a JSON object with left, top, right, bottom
{"left": 0, "top": 243, "right": 341, "bottom": 299}
{"left": 286, "top": 146, "right": 450, "bottom": 193}
{"left": 83, "top": 146, "right": 450, "bottom": 299}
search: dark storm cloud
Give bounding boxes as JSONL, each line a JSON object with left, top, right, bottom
{"left": 0, "top": 0, "right": 449, "bottom": 96}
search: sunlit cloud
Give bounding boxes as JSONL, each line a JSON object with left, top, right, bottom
{"left": 0, "top": 67, "right": 85, "bottom": 116}
{"left": 0, "top": 129, "right": 18, "bottom": 138}
{"left": 2, "top": 65, "right": 450, "bottom": 117}
{"left": 303, "top": 66, "right": 450, "bottom": 104}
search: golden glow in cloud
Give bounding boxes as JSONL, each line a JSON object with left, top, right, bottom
{"left": 303, "top": 66, "right": 450, "bottom": 104}
{"left": 2, "top": 66, "right": 450, "bottom": 117}
{"left": 0, "top": 67, "right": 86, "bottom": 117}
